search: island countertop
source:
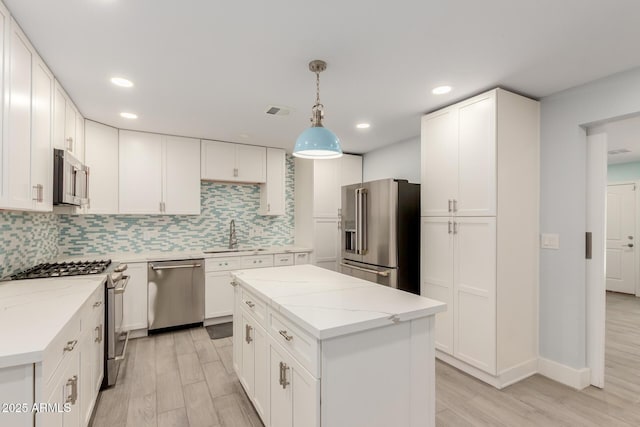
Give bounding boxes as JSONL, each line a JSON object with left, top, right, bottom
{"left": 0, "top": 275, "right": 105, "bottom": 368}
{"left": 231, "top": 264, "right": 446, "bottom": 340}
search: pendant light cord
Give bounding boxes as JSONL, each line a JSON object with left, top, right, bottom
{"left": 315, "top": 71, "right": 321, "bottom": 108}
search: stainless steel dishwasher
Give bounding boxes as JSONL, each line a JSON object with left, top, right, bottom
{"left": 148, "top": 259, "right": 205, "bottom": 331}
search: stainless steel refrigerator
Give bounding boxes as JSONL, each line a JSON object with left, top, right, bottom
{"left": 340, "top": 178, "right": 420, "bottom": 294}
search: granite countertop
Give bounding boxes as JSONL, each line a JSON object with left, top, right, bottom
{"left": 231, "top": 264, "right": 446, "bottom": 340}
{"left": 0, "top": 275, "right": 105, "bottom": 368}
{"left": 57, "top": 246, "right": 313, "bottom": 264}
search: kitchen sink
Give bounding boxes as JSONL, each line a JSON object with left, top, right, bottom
{"left": 203, "top": 248, "right": 268, "bottom": 254}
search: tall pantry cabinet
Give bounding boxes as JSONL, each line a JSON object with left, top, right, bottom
{"left": 421, "top": 88, "right": 539, "bottom": 388}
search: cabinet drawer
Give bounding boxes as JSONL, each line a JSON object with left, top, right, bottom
{"left": 241, "top": 255, "right": 274, "bottom": 269}
{"left": 268, "top": 309, "right": 319, "bottom": 377}
{"left": 206, "top": 257, "right": 242, "bottom": 272}
{"left": 81, "top": 285, "right": 105, "bottom": 328}
{"left": 42, "top": 312, "right": 81, "bottom": 386}
{"left": 294, "top": 252, "right": 309, "bottom": 265}
{"left": 274, "top": 253, "right": 294, "bottom": 266}
{"left": 241, "top": 287, "right": 267, "bottom": 327}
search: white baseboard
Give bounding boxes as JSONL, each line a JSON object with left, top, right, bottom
{"left": 537, "top": 357, "right": 591, "bottom": 390}
{"left": 436, "top": 351, "right": 537, "bottom": 389}
{"left": 128, "top": 328, "right": 148, "bottom": 339}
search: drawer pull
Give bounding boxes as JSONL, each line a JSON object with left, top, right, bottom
{"left": 279, "top": 330, "right": 294, "bottom": 342}
{"left": 63, "top": 340, "right": 78, "bottom": 353}
{"left": 93, "top": 301, "right": 102, "bottom": 308}
{"left": 65, "top": 375, "right": 78, "bottom": 405}
{"left": 230, "top": 280, "right": 238, "bottom": 287}
{"left": 279, "top": 361, "right": 290, "bottom": 389}
{"left": 245, "top": 301, "right": 255, "bottom": 308}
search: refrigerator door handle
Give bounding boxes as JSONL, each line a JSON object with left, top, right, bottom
{"left": 360, "top": 188, "right": 368, "bottom": 254}
{"left": 354, "top": 189, "right": 360, "bottom": 254}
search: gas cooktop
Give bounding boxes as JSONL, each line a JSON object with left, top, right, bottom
{"left": 5, "top": 260, "right": 112, "bottom": 281}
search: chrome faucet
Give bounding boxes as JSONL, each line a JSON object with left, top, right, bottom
{"left": 228, "top": 220, "right": 239, "bottom": 250}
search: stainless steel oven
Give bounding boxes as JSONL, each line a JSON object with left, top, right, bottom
{"left": 103, "top": 264, "right": 130, "bottom": 388}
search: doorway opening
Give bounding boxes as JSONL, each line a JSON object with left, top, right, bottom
{"left": 586, "top": 114, "right": 640, "bottom": 394}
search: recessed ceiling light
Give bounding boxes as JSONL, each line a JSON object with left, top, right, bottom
{"left": 432, "top": 85, "right": 452, "bottom": 95}
{"left": 120, "top": 112, "right": 138, "bottom": 119}
{"left": 356, "top": 123, "right": 371, "bottom": 129}
{"left": 111, "top": 77, "right": 134, "bottom": 88}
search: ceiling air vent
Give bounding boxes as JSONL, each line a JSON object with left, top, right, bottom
{"left": 607, "top": 148, "right": 631, "bottom": 155}
{"left": 265, "top": 105, "right": 291, "bottom": 116}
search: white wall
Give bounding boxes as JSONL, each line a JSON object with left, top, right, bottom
{"left": 608, "top": 161, "right": 640, "bottom": 182}
{"left": 362, "top": 137, "right": 420, "bottom": 183}
{"left": 540, "top": 66, "right": 640, "bottom": 369}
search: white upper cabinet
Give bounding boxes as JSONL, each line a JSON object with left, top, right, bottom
{"left": 201, "top": 140, "right": 266, "bottom": 183}
{"left": 259, "top": 147, "right": 286, "bottom": 216}
{"left": 5, "top": 18, "right": 34, "bottom": 211}
{"left": 0, "top": 4, "right": 7, "bottom": 205}
{"left": 84, "top": 120, "right": 119, "bottom": 214}
{"left": 2, "top": 17, "right": 53, "bottom": 212}
{"left": 421, "top": 91, "right": 496, "bottom": 217}
{"left": 119, "top": 130, "right": 163, "bottom": 214}
{"left": 30, "top": 56, "right": 54, "bottom": 212}
{"left": 53, "top": 81, "right": 84, "bottom": 161}
{"left": 119, "top": 130, "right": 200, "bottom": 215}
{"left": 164, "top": 135, "right": 201, "bottom": 214}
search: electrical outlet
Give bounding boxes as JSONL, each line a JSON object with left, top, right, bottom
{"left": 541, "top": 233, "right": 560, "bottom": 249}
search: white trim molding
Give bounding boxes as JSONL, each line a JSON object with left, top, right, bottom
{"left": 538, "top": 357, "right": 591, "bottom": 390}
{"left": 436, "top": 351, "right": 538, "bottom": 390}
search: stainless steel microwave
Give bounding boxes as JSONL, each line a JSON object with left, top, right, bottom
{"left": 53, "top": 149, "right": 89, "bottom": 206}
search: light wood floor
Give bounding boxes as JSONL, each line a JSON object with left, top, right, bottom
{"left": 92, "top": 292, "right": 640, "bottom": 427}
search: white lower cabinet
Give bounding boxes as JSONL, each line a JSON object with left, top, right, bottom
{"left": 269, "top": 339, "right": 319, "bottom": 427}
{"left": 205, "top": 253, "right": 308, "bottom": 322}
{"left": 205, "top": 271, "right": 234, "bottom": 318}
{"left": 34, "top": 285, "right": 104, "bottom": 427}
{"left": 121, "top": 263, "right": 148, "bottom": 332}
{"left": 240, "top": 312, "right": 269, "bottom": 421}
{"left": 421, "top": 216, "right": 497, "bottom": 374}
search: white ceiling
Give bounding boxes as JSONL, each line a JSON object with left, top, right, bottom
{"left": 589, "top": 115, "right": 640, "bottom": 165}
{"left": 6, "top": 0, "right": 640, "bottom": 154}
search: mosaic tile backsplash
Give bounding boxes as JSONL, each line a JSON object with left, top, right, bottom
{"left": 0, "top": 155, "right": 295, "bottom": 277}
{"left": 58, "top": 155, "right": 295, "bottom": 256}
{"left": 0, "top": 211, "right": 59, "bottom": 278}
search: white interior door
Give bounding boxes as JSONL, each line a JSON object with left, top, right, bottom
{"left": 606, "top": 183, "right": 636, "bottom": 294}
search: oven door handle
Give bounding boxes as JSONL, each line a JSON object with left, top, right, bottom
{"left": 114, "top": 275, "right": 130, "bottom": 295}
{"left": 114, "top": 331, "right": 130, "bottom": 361}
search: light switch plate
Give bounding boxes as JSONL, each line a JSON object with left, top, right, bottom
{"left": 541, "top": 233, "right": 560, "bottom": 249}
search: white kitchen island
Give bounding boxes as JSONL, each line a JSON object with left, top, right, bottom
{"left": 231, "top": 264, "right": 446, "bottom": 427}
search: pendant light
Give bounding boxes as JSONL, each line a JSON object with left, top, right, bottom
{"left": 293, "top": 60, "right": 343, "bottom": 159}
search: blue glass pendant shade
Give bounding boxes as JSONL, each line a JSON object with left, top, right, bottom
{"left": 293, "top": 126, "right": 343, "bottom": 159}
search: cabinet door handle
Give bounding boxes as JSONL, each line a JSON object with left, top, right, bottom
{"left": 448, "top": 221, "right": 452, "bottom": 234}
{"left": 448, "top": 199, "right": 452, "bottom": 213}
{"left": 245, "top": 324, "right": 253, "bottom": 344}
{"left": 453, "top": 199, "right": 458, "bottom": 212}
{"left": 63, "top": 340, "right": 78, "bottom": 353}
{"left": 279, "top": 330, "right": 294, "bottom": 342}
{"left": 65, "top": 375, "right": 78, "bottom": 404}
{"left": 245, "top": 300, "right": 255, "bottom": 308}
{"left": 453, "top": 222, "right": 458, "bottom": 234}
{"left": 233, "top": 168, "right": 238, "bottom": 177}
{"left": 279, "top": 361, "right": 290, "bottom": 389}
{"left": 94, "top": 325, "right": 103, "bottom": 343}
{"left": 66, "top": 137, "right": 74, "bottom": 151}
{"left": 267, "top": 203, "right": 270, "bottom": 212}
{"left": 93, "top": 301, "right": 102, "bottom": 308}
{"left": 230, "top": 280, "right": 238, "bottom": 287}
